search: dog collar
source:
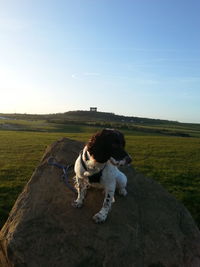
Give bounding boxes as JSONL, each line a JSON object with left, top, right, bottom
{"left": 80, "top": 149, "right": 106, "bottom": 183}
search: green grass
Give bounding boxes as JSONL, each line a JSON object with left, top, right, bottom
{"left": 128, "top": 136, "right": 200, "bottom": 226}
{"left": 0, "top": 129, "right": 200, "bottom": 229}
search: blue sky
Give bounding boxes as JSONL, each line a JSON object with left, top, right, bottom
{"left": 0, "top": 0, "right": 200, "bottom": 122}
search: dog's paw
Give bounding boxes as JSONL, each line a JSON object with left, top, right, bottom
{"left": 118, "top": 188, "right": 127, "bottom": 196}
{"left": 93, "top": 212, "right": 107, "bottom": 224}
{"left": 72, "top": 200, "right": 83, "bottom": 208}
{"left": 83, "top": 171, "right": 90, "bottom": 176}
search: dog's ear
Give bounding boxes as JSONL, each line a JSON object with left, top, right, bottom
{"left": 86, "top": 130, "right": 111, "bottom": 163}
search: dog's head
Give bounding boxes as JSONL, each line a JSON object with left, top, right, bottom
{"left": 86, "top": 129, "right": 132, "bottom": 166}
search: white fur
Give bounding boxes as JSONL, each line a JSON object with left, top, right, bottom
{"left": 73, "top": 147, "right": 127, "bottom": 223}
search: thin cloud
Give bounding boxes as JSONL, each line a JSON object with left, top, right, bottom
{"left": 83, "top": 72, "right": 100, "bottom": 76}
{"left": 71, "top": 72, "right": 101, "bottom": 80}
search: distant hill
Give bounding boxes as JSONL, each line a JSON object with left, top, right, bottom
{"left": 0, "top": 110, "right": 180, "bottom": 125}
{"left": 59, "top": 110, "right": 180, "bottom": 125}
{"left": 0, "top": 110, "right": 200, "bottom": 137}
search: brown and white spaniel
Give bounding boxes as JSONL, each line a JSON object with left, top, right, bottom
{"left": 73, "top": 128, "right": 132, "bottom": 223}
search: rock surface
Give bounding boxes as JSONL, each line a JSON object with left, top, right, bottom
{"left": 0, "top": 138, "right": 200, "bottom": 267}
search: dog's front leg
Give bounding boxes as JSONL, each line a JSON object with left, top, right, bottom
{"left": 73, "top": 177, "right": 88, "bottom": 208}
{"left": 93, "top": 180, "right": 116, "bottom": 223}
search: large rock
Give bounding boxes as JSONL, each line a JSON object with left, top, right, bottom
{"left": 0, "top": 138, "right": 200, "bottom": 267}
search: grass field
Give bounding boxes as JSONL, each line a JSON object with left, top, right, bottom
{"left": 0, "top": 124, "right": 200, "bottom": 229}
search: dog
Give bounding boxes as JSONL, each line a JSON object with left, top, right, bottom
{"left": 73, "top": 128, "right": 132, "bottom": 223}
